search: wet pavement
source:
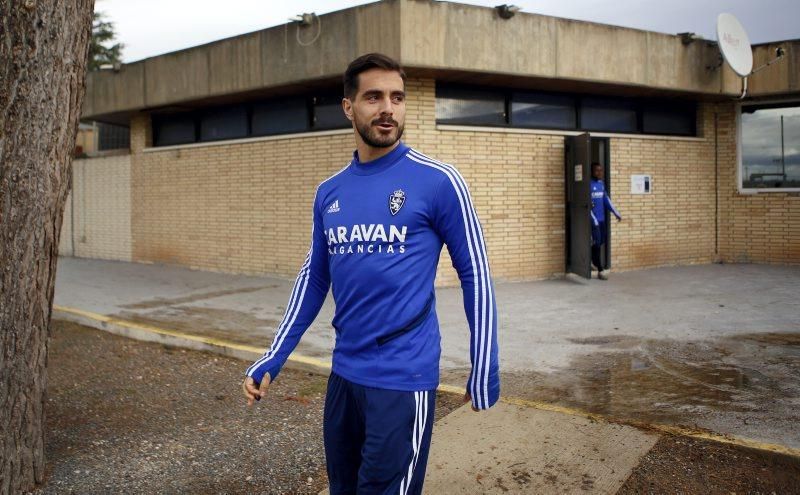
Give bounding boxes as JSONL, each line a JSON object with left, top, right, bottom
{"left": 464, "top": 331, "right": 800, "bottom": 450}
{"left": 55, "top": 258, "right": 800, "bottom": 450}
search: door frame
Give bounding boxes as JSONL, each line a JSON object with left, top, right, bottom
{"left": 593, "top": 137, "right": 612, "bottom": 270}
{"left": 564, "top": 135, "right": 612, "bottom": 276}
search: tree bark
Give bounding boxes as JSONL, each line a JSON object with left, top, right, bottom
{"left": 0, "top": 1, "right": 94, "bottom": 493}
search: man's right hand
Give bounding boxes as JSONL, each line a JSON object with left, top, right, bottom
{"left": 242, "top": 373, "right": 271, "bottom": 406}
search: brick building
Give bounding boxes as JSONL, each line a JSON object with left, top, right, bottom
{"left": 63, "top": 0, "right": 800, "bottom": 284}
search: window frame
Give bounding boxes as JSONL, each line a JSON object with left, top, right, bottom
{"left": 435, "top": 85, "right": 508, "bottom": 127}
{"left": 96, "top": 122, "right": 131, "bottom": 151}
{"left": 150, "top": 88, "right": 350, "bottom": 148}
{"left": 640, "top": 99, "right": 697, "bottom": 137}
{"left": 250, "top": 97, "right": 310, "bottom": 137}
{"left": 311, "top": 94, "right": 351, "bottom": 131}
{"left": 738, "top": 99, "right": 800, "bottom": 194}
{"left": 198, "top": 104, "right": 250, "bottom": 143}
{"left": 509, "top": 91, "right": 577, "bottom": 130}
{"left": 152, "top": 111, "right": 199, "bottom": 147}
{"left": 435, "top": 83, "right": 698, "bottom": 138}
{"left": 578, "top": 96, "right": 640, "bottom": 134}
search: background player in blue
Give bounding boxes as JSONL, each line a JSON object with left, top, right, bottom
{"left": 590, "top": 162, "right": 622, "bottom": 280}
{"left": 241, "top": 53, "right": 500, "bottom": 494}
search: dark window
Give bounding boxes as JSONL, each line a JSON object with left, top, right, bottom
{"left": 741, "top": 103, "right": 800, "bottom": 189}
{"left": 642, "top": 102, "right": 696, "bottom": 136}
{"left": 436, "top": 87, "right": 506, "bottom": 126}
{"left": 252, "top": 98, "right": 308, "bottom": 136}
{"left": 580, "top": 97, "right": 638, "bottom": 133}
{"left": 154, "top": 114, "right": 196, "bottom": 146}
{"left": 151, "top": 88, "right": 349, "bottom": 147}
{"left": 97, "top": 122, "right": 130, "bottom": 151}
{"left": 313, "top": 95, "right": 349, "bottom": 130}
{"left": 435, "top": 84, "right": 697, "bottom": 137}
{"left": 200, "top": 105, "right": 248, "bottom": 141}
{"left": 511, "top": 92, "right": 576, "bottom": 129}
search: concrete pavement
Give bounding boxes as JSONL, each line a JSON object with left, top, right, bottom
{"left": 53, "top": 257, "right": 800, "bottom": 492}
{"left": 424, "top": 402, "right": 659, "bottom": 494}
{"left": 54, "top": 258, "right": 800, "bottom": 372}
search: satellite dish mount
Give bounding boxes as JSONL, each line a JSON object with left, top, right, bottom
{"left": 715, "top": 13, "right": 787, "bottom": 99}
{"left": 716, "top": 13, "right": 753, "bottom": 99}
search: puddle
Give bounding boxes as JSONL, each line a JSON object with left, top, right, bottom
{"left": 464, "top": 333, "right": 800, "bottom": 448}
{"left": 543, "top": 349, "right": 760, "bottom": 419}
{"left": 734, "top": 332, "right": 800, "bottom": 346}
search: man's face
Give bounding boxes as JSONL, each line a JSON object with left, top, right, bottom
{"left": 592, "top": 164, "right": 604, "bottom": 180}
{"left": 343, "top": 68, "right": 406, "bottom": 149}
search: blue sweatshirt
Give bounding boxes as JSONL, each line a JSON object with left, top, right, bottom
{"left": 246, "top": 143, "right": 500, "bottom": 410}
{"left": 590, "top": 179, "right": 621, "bottom": 226}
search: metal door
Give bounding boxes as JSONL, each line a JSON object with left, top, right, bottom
{"left": 565, "top": 133, "right": 592, "bottom": 279}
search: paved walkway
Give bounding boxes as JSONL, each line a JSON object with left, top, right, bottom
{"left": 54, "top": 258, "right": 799, "bottom": 373}
{"left": 53, "top": 257, "right": 800, "bottom": 492}
{"left": 424, "top": 402, "right": 659, "bottom": 494}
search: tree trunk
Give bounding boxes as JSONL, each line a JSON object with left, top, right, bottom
{"left": 0, "top": 1, "right": 94, "bottom": 493}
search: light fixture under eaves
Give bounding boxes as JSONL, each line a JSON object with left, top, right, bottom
{"left": 678, "top": 32, "right": 701, "bottom": 45}
{"left": 495, "top": 4, "right": 520, "bottom": 20}
{"left": 288, "top": 12, "right": 316, "bottom": 26}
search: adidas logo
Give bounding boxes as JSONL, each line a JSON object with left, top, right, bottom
{"left": 326, "top": 200, "right": 340, "bottom": 214}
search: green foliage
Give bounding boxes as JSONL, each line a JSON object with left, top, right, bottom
{"left": 89, "top": 11, "right": 123, "bottom": 70}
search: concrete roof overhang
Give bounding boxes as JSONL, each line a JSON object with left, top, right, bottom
{"left": 82, "top": 0, "right": 799, "bottom": 125}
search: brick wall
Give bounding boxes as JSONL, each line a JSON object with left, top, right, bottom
{"left": 120, "top": 78, "right": 797, "bottom": 284}
{"left": 59, "top": 154, "right": 132, "bottom": 261}
{"left": 129, "top": 121, "right": 354, "bottom": 276}
{"left": 608, "top": 111, "right": 717, "bottom": 270}
{"left": 404, "top": 79, "right": 565, "bottom": 284}
{"left": 716, "top": 103, "right": 800, "bottom": 265}
{"left": 406, "top": 78, "right": 721, "bottom": 281}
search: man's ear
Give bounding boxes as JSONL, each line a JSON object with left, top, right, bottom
{"left": 342, "top": 97, "right": 354, "bottom": 122}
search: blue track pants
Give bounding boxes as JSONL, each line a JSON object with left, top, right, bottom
{"left": 324, "top": 372, "right": 436, "bottom": 495}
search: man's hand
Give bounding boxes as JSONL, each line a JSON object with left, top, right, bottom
{"left": 242, "top": 373, "right": 271, "bottom": 406}
{"left": 463, "top": 392, "right": 479, "bottom": 412}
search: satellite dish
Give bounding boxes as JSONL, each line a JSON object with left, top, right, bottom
{"left": 716, "top": 13, "right": 753, "bottom": 77}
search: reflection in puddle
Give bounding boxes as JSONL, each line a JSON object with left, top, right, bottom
{"left": 560, "top": 349, "right": 759, "bottom": 422}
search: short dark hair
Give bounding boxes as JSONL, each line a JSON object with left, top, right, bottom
{"left": 343, "top": 53, "right": 406, "bottom": 99}
{"left": 591, "top": 162, "right": 602, "bottom": 168}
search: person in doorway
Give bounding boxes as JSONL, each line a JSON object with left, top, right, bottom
{"left": 242, "top": 53, "right": 500, "bottom": 495}
{"left": 590, "top": 162, "right": 621, "bottom": 280}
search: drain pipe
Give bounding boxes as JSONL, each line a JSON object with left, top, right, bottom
{"left": 714, "top": 110, "right": 719, "bottom": 259}
{"left": 70, "top": 164, "right": 76, "bottom": 256}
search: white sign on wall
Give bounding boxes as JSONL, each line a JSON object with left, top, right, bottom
{"left": 631, "top": 175, "right": 651, "bottom": 194}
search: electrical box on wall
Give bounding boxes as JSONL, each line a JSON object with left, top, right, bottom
{"left": 631, "top": 175, "right": 651, "bottom": 194}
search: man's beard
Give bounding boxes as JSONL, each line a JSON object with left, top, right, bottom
{"left": 355, "top": 115, "right": 404, "bottom": 148}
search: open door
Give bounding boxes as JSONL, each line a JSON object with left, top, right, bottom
{"left": 565, "top": 133, "right": 592, "bottom": 279}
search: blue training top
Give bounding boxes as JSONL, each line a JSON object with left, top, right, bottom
{"left": 590, "top": 178, "right": 621, "bottom": 226}
{"left": 246, "top": 142, "right": 500, "bottom": 410}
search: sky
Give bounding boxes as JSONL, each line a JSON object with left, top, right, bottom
{"left": 95, "top": 0, "right": 799, "bottom": 63}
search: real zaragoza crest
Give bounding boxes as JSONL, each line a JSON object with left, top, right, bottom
{"left": 388, "top": 189, "right": 405, "bottom": 216}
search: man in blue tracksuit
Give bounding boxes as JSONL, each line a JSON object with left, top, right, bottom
{"left": 242, "top": 53, "right": 499, "bottom": 494}
{"left": 590, "top": 162, "right": 621, "bottom": 280}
